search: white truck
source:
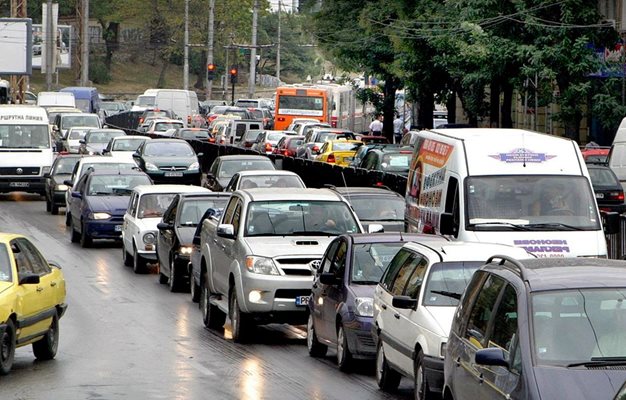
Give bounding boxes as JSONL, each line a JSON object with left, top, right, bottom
{"left": 405, "top": 128, "right": 615, "bottom": 258}
{"left": 199, "top": 188, "right": 365, "bottom": 342}
{"left": 0, "top": 106, "right": 54, "bottom": 195}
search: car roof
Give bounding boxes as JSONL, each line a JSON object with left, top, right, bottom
{"left": 178, "top": 192, "right": 231, "bottom": 201}
{"left": 87, "top": 129, "right": 124, "bottom": 134}
{"left": 344, "top": 232, "right": 447, "bottom": 245}
{"left": 78, "top": 156, "right": 136, "bottom": 164}
{"left": 485, "top": 258, "right": 626, "bottom": 291}
{"left": 132, "top": 185, "right": 209, "bottom": 195}
{"left": 113, "top": 135, "right": 148, "bottom": 140}
{"left": 218, "top": 155, "right": 272, "bottom": 161}
{"left": 146, "top": 138, "right": 189, "bottom": 144}
{"left": 0, "top": 232, "right": 26, "bottom": 242}
{"left": 328, "top": 186, "right": 403, "bottom": 198}
{"left": 235, "top": 170, "right": 300, "bottom": 177}
{"left": 404, "top": 241, "right": 531, "bottom": 262}
{"left": 86, "top": 169, "right": 148, "bottom": 177}
{"left": 239, "top": 188, "right": 345, "bottom": 202}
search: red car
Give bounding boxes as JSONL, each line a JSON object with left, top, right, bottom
{"left": 273, "top": 135, "right": 305, "bottom": 157}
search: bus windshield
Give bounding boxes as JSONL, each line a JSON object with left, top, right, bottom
{"left": 0, "top": 125, "right": 50, "bottom": 149}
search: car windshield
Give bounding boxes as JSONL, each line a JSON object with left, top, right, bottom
{"left": 138, "top": 193, "right": 176, "bottom": 218}
{"left": 218, "top": 159, "right": 274, "bottom": 179}
{"left": 0, "top": 244, "right": 13, "bottom": 282}
{"left": 181, "top": 129, "right": 209, "bottom": 139}
{"left": 249, "top": 109, "right": 264, "bottom": 118}
{"left": 178, "top": 198, "right": 228, "bottom": 227}
{"left": 288, "top": 139, "right": 304, "bottom": 149}
{"left": 238, "top": 175, "right": 304, "bottom": 189}
{"left": 532, "top": 288, "right": 626, "bottom": 366}
{"left": 331, "top": 142, "right": 361, "bottom": 151}
{"left": 245, "top": 200, "right": 360, "bottom": 236}
{"left": 78, "top": 162, "right": 137, "bottom": 179}
{"left": 155, "top": 122, "right": 183, "bottom": 132}
{"left": 465, "top": 175, "right": 601, "bottom": 230}
{"left": 267, "top": 132, "right": 285, "bottom": 141}
{"left": 137, "top": 96, "right": 155, "bottom": 107}
{"left": 235, "top": 100, "right": 258, "bottom": 108}
{"left": 422, "top": 262, "right": 481, "bottom": 306}
{"left": 349, "top": 195, "right": 405, "bottom": 221}
{"left": 68, "top": 129, "right": 89, "bottom": 140}
{"left": 54, "top": 157, "right": 80, "bottom": 174}
{"left": 63, "top": 115, "right": 100, "bottom": 129}
{"left": 243, "top": 131, "right": 262, "bottom": 142}
{"left": 87, "top": 131, "right": 123, "bottom": 144}
{"left": 112, "top": 138, "right": 146, "bottom": 151}
{"left": 0, "top": 125, "right": 50, "bottom": 149}
{"left": 351, "top": 242, "right": 405, "bottom": 284}
{"left": 87, "top": 175, "right": 151, "bottom": 196}
{"left": 588, "top": 168, "right": 620, "bottom": 187}
{"left": 381, "top": 153, "right": 410, "bottom": 171}
{"left": 144, "top": 142, "right": 194, "bottom": 157}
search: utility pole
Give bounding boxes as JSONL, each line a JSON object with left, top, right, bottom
{"left": 205, "top": 0, "right": 215, "bottom": 99}
{"left": 80, "top": 0, "right": 89, "bottom": 86}
{"left": 276, "top": 0, "right": 281, "bottom": 81}
{"left": 45, "top": 0, "right": 53, "bottom": 90}
{"left": 183, "top": 0, "right": 189, "bottom": 90}
{"left": 248, "top": 0, "right": 259, "bottom": 98}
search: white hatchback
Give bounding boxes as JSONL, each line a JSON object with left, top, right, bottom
{"left": 121, "top": 184, "right": 210, "bottom": 273}
{"left": 103, "top": 135, "right": 151, "bottom": 161}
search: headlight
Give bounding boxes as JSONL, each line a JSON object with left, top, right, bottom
{"left": 188, "top": 162, "right": 199, "bottom": 171}
{"left": 88, "top": 151, "right": 95, "bottom": 155}
{"left": 355, "top": 297, "right": 374, "bottom": 317}
{"left": 145, "top": 162, "right": 159, "bottom": 172}
{"left": 56, "top": 184, "right": 68, "bottom": 191}
{"left": 179, "top": 245, "right": 193, "bottom": 255}
{"left": 42, "top": 166, "right": 51, "bottom": 175}
{"left": 142, "top": 232, "right": 156, "bottom": 244}
{"left": 245, "top": 256, "right": 280, "bottom": 275}
{"left": 91, "top": 212, "right": 111, "bottom": 220}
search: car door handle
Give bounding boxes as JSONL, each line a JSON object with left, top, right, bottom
{"left": 36, "top": 287, "right": 44, "bottom": 292}
{"left": 455, "top": 357, "right": 461, "bottom": 367}
{"left": 381, "top": 304, "right": 387, "bottom": 310}
{"left": 213, "top": 238, "right": 218, "bottom": 244}
{"left": 393, "top": 313, "right": 400, "bottom": 319}
{"left": 50, "top": 281, "right": 57, "bottom": 287}
{"left": 478, "top": 373, "right": 484, "bottom": 384}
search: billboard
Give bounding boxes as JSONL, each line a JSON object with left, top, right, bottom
{"left": 0, "top": 18, "right": 33, "bottom": 75}
{"left": 32, "top": 24, "right": 72, "bottom": 70}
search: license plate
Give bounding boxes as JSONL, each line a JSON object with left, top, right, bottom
{"left": 296, "top": 296, "right": 310, "bottom": 306}
{"left": 114, "top": 225, "right": 123, "bottom": 232}
{"left": 164, "top": 172, "right": 184, "bottom": 177}
{"left": 596, "top": 193, "right": 604, "bottom": 199}
{"left": 9, "top": 182, "right": 29, "bottom": 188}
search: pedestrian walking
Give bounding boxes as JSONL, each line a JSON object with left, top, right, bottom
{"left": 369, "top": 115, "right": 383, "bottom": 136}
{"left": 393, "top": 114, "right": 403, "bottom": 143}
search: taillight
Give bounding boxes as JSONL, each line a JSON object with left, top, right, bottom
{"left": 283, "top": 150, "right": 290, "bottom": 156}
{"left": 312, "top": 145, "right": 319, "bottom": 153}
{"left": 244, "top": 142, "right": 252, "bottom": 148}
{"left": 209, "top": 138, "right": 216, "bottom": 143}
{"left": 265, "top": 143, "right": 272, "bottom": 152}
{"left": 209, "top": 115, "right": 217, "bottom": 122}
{"left": 327, "top": 153, "right": 335, "bottom": 163}
{"left": 609, "top": 192, "right": 625, "bottom": 201}
{"left": 139, "top": 117, "right": 144, "bottom": 124}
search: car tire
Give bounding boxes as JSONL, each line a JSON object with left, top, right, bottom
{"left": 80, "top": 221, "right": 92, "bottom": 248}
{"left": 337, "top": 324, "right": 353, "bottom": 372}
{"left": 32, "top": 313, "right": 59, "bottom": 361}
{"left": 190, "top": 264, "right": 200, "bottom": 303}
{"left": 169, "top": 257, "right": 181, "bottom": 292}
{"left": 65, "top": 211, "right": 71, "bottom": 226}
{"left": 70, "top": 218, "right": 80, "bottom": 243}
{"left": 51, "top": 202, "right": 59, "bottom": 215}
{"left": 133, "top": 247, "right": 147, "bottom": 274}
{"left": 123, "top": 244, "right": 133, "bottom": 267}
{"left": 0, "top": 319, "right": 15, "bottom": 375}
{"left": 230, "top": 288, "right": 251, "bottom": 343}
{"left": 376, "top": 339, "right": 401, "bottom": 392}
{"left": 306, "top": 314, "right": 328, "bottom": 357}
{"left": 201, "top": 277, "right": 226, "bottom": 329}
{"left": 414, "top": 349, "right": 435, "bottom": 400}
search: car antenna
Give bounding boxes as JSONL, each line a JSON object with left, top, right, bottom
{"left": 340, "top": 170, "right": 352, "bottom": 205}
{"left": 522, "top": 130, "right": 527, "bottom": 168}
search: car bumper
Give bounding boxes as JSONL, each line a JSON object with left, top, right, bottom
{"left": 53, "top": 190, "right": 67, "bottom": 206}
{"left": 146, "top": 171, "right": 201, "bottom": 185}
{"left": 0, "top": 178, "right": 46, "bottom": 194}
{"left": 85, "top": 219, "right": 124, "bottom": 239}
{"left": 343, "top": 315, "right": 376, "bottom": 358}
{"left": 598, "top": 203, "right": 626, "bottom": 214}
{"left": 58, "top": 303, "right": 69, "bottom": 319}
{"left": 423, "top": 355, "right": 445, "bottom": 393}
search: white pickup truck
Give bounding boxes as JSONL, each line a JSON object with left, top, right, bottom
{"left": 199, "top": 188, "right": 366, "bottom": 342}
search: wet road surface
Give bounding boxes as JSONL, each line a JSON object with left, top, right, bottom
{"left": 0, "top": 193, "right": 413, "bottom": 400}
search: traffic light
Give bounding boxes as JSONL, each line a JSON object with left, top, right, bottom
{"left": 229, "top": 67, "right": 238, "bottom": 84}
{"left": 207, "top": 63, "right": 216, "bottom": 80}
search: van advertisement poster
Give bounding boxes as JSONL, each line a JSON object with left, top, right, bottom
{"left": 407, "top": 138, "right": 454, "bottom": 230}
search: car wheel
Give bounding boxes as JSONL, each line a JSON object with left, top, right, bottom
{"left": 230, "top": 288, "right": 251, "bottom": 343}
{"left": 80, "top": 221, "right": 92, "bottom": 248}
{"left": 32, "top": 313, "right": 59, "bottom": 361}
{"left": 414, "top": 349, "right": 435, "bottom": 400}
{"left": 376, "top": 339, "right": 401, "bottom": 392}
{"left": 169, "top": 257, "right": 181, "bottom": 292}
{"left": 190, "top": 265, "right": 200, "bottom": 303}
{"left": 133, "top": 246, "right": 147, "bottom": 274}
{"left": 0, "top": 319, "right": 15, "bottom": 375}
{"left": 45, "top": 197, "right": 51, "bottom": 212}
{"left": 70, "top": 217, "right": 80, "bottom": 243}
{"left": 51, "top": 202, "right": 59, "bottom": 215}
{"left": 122, "top": 243, "right": 133, "bottom": 267}
{"left": 307, "top": 314, "right": 327, "bottom": 357}
{"left": 201, "top": 277, "right": 226, "bottom": 329}
{"left": 337, "top": 324, "right": 353, "bottom": 372}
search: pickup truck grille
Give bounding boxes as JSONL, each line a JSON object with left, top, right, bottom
{"left": 275, "top": 257, "right": 319, "bottom": 276}
{"left": 275, "top": 289, "right": 311, "bottom": 299}
{"left": 0, "top": 167, "right": 40, "bottom": 176}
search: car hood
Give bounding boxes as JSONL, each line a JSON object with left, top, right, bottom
{"left": 349, "top": 284, "right": 376, "bottom": 298}
{"left": 244, "top": 236, "right": 335, "bottom": 258}
{"left": 533, "top": 366, "right": 626, "bottom": 400}
{"left": 86, "top": 143, "right": 106, "bottom": 153}
{"left": 175, "top": 226, "right": 196, "bottom": 245}
{"left": 144, "top": 156, "right": 197, "bottom": 166}
{"left": 86, "top": 195, "right": 130, "bottom": 215}
{"left": 0, "top": 282, "right": 13, "bottom": 295}
{"left": 134, "top": 217, "right": 162, "bottom": 231}
{"left": 423, "top": 306, "right": 457, "bottom": 337}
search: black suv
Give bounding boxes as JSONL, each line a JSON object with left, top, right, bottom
{"left": 444, "top": 257, "right": 626, "bottom": 400}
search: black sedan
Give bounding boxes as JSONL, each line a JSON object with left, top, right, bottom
{"left": 202, "top": 155, "right": 275, "bottom": 191}
{"left": 44, "top": 154, "right": 82, "bottom": 215}
{"left": 587, "top": 164, "right": 626, "bottom": 213}
{"left": 327, "top": 186, "right": 405, "bottom": 232}
{"left": 156, "top": 192, "right": 230, "bottom": 292}
{"left": 133, "top": 138, "right": 203, "bottom": 185}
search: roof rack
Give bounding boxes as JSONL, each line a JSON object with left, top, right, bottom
{"left": 486, "top": 254, "right": 527, "bottom": 280}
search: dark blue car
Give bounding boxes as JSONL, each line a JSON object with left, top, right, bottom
{"left": 307, "top": 233, "right": 428, "bottom": 371}
{"left": 68, "top": 169, "right": 152, "bottom": 248}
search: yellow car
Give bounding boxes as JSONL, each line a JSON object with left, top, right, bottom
{"left": 0, "top": 233, "right": 67, "bottom": 375}
{"left": 316, "top": 140, "right": 363, "bottom": 167}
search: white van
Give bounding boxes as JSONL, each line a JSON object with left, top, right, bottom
{"left": 608, "top": 117, "right": 626, "bottom": 191}
{"left": 155, "top": 89, "right": 198, "bottom": 128}
{"left": 0, "top": 106, "right": 54, "bottom": 195}
{"left": 37, "top": 91, "right": 76, "bottom": 109}
{"left": 405, "top": 128, "right": 611, "bottom": 258}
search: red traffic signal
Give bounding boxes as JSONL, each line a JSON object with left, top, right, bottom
{"left": 229, "top": 67, "right": 238, "bottom": 84}
{"left": 207, "top": 63, "right": 216, "bottom": 71}
{"left": 229, "top": 68, "right": 238, "bottom": 76}
{"left": 207, "top": 63, "right": 216, "bottom": 80}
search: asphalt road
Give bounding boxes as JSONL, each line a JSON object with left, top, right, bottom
{"left": 0, "top": 193, "right": 413, "bottom": 400}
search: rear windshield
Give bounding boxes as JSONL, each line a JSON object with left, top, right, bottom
{"left": 422, "top": 262, "right": 482, "bottom": 306}
{"left": 381, "top": 153, "right": 410, "bottom": 171}
{"left": 219, "top": 159, "right": 275, "bottom": 179}
{"left": 62, "top": 115, "right": 100, "bottom": 129}
{"left": 86, "top": 131, "right": 124, "bottom": 143}
{"left": 332, "top": 142, "right": 361, "bottom": 151}
{"left": 589, "top": 168, "right": 619, "bottom": 186}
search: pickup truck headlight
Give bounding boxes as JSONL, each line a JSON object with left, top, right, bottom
{"left": 56, "top": 184, "right": 68, "bottom": 191}
{"left": 188, "top": 162, "right": 199, "bottom": 171}
{"left": 42, "top": 166, "right": 51, "bottom": 175}
{"left": 91, "top": 212, "right": 111, "bottom": 220}
{"left": 145, "top": 162, "right": 159, "bottom": 172}
{"left": 355, "top": 297, "right": 374, "bottom": 317}
{"left": 245, "top": 256, "right": 280, "bottom": 275}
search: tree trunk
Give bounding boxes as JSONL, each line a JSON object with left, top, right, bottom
{"left": 382, "top": 76, "right": 397, "bottom": 143}
{"left": 501, "top": 80, "right": 513, "bottom": 128}
{"left": 157, "top": 57, "right": 168, "bottom": 88}
{"left": 418, "top": 90, "right": 434, "bottom": 129}
{"left": 489, "top": 77, "right": 500, "bottom": 128}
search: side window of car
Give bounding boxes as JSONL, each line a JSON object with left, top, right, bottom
{"left": 163, "top": 196, "right": 179, "bottom": 224}
{"left": 210, "top": 160, "right": 219, "bottom": 176}
{"left": 221, "top": 197, "right": 239, "bottom": 225}
{"left": 390, "top": 253, "right": 421, "bottom": 296}
{"left": 128, "top": 193, "right": 138, "bottom": 217}
{"left": 76, "top": 174, "right": 89, "bottom": 193}
{"left": 16, "top": 238, "right": 51, "bottom": 275}
{"left": 321, "top": 240, "right": 340, "bottom": 273}
{"left": 488, "top": 284, "right": 520, "bottom": 372}
{"left": 231, "top": 201, "right": 243, "bottom": 234}
{"left": 330, "top": 240, "right": 347, "bottom": 277}
{"left": 464, "top": 274, "right": 506, "bottom": 347}
{"left": 451, "top": 271, "right": 488, "bottom": 336}
{"left": 381, "top": 249, "right": 412, "bottom": 291}
{"left": 403, "top": 257, "right": 429, "bottom": 299}
{"left": 11, "top": 240, "right": 34, "bottom": 277}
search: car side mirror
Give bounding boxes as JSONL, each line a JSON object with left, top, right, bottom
{"left": 192, "top": 235, "right": 201, "bottom": 245}
{"left": 132, "top": 152, "right": 140, "bottom": 158}
{"left": 64, "top": 179, "right": 73, "bottom": 186}
{"left": 319, "top": 272, "right": 341, "bottom": 286}
{"left": 19, "top": 273, "right": 40, "bottom": 285}
{"left": 48, "top": 260, "right": 62, "bottom": 269}
{"left": 43, "top": 172, "right": 51, "bottom": 178}
{"left": 71, "top": 191, "right": 82, "bottom": 199}
{"left": 216, "top": 224, "right": 235, "bottom": 239}
{"left": 79, "top": 139, "right": 86, "bottom": 144}
{"left": 603, "top": 211, "right": 620, "bottom": 235}
{"left": 440, "top": 212, "right": 458, "bottom": 236}
{"left": 392, "top": 295, "right": 418, "bottom": 310}
{"left": 475, "top": 348, "right": 509, "bottom": 368}
{"left": 102, "top": 148, "right": 109, "bottom": 154}
{"left": 157, "top": 222, "right": 173, "bottom": 231}
{"left": 368, "top": 224, "right": 384, "bottom": 233}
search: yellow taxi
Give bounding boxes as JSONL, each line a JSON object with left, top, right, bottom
{"left": 316, "top": 140, "right": 363, "bottom": 167}
{"left": 0, "top": 233, "right": 67, "bottom": 375}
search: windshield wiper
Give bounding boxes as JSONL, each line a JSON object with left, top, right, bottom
{"left": 524, "top": 223, "right": 584, "bottom": 231}
{"left": 430, "top": 290, "right": 462, "bottom": 300}
{"left": 291, "top": 231, "right": 336, "bottom": 236}
{"left": 567, "top": 357, "right": 626, "bottom": 368}
{"left": 352, "top": 280, "right": 380, "bottom": 285}
{"left": 469, "top": 222, "right": 530, "bottom": 231}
